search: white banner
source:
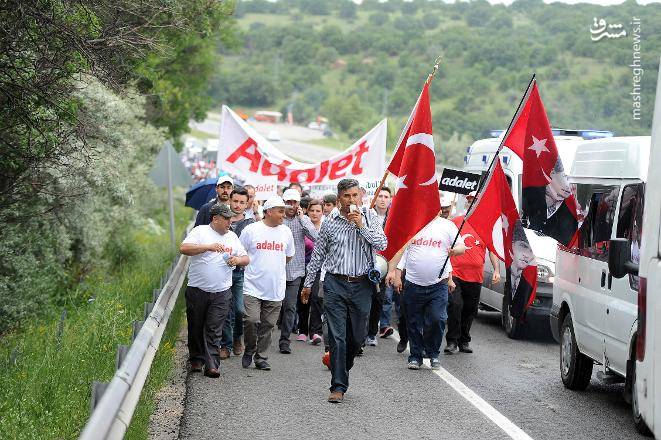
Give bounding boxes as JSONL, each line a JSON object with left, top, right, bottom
{"left": 308, "top": 179, "right": 381, "bottom": 206}
{"left": 218, "top": 105, "right": 386, "bottom": 185}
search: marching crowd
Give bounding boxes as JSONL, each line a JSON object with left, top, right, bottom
{"left": 180, "top": 176, "right": 500, "bottom": 403}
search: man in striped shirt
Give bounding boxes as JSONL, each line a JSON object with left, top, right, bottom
{"left": 301, "top": 179, "right": 387, "bottom": 404}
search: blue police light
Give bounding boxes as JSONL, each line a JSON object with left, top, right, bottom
{"left": 501, "top": 155, "right": 510, "bottom": 166}
{"left": 482, "top": 154, "right": 488, "bottom": 164}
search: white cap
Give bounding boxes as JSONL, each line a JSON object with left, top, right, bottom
{"left": 263, "top": 195, "right": 286, "bottom": 210}
{"left": 467, "top": 191, "right": 477, "bottom": 198}
{"left": 217, "top": 175, "right": 233, "bottom": 186}
{"left": 282, "top": 188, "right": 301, "bottom": 202}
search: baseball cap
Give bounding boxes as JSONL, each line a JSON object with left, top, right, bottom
{"left": 440, "top": 193, "right": 454, "bottom": 207}
{"left": 210, "top": 203, "right": 233, "bottom": 219}
{"left": 217, "top": 175, "right": 233, "bottom": 186}
{"left": 467, "top": 191, "right": 477, "bottom": 198}
{"left": 282, "top": 188, "right": 301, "bottom": 202}
{"left": 263, "top": 195, "right": 286, "bottom": 210}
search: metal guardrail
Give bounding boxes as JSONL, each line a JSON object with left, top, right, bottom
{"left": 79, "top": 226, "right": 192, "bottom": 439}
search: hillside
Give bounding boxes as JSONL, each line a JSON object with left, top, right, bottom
{"left": 210, "top": 0, "right": 661, "bottom": 166}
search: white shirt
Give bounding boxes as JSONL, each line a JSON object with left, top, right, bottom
{"left": 397, "top": 217, "right": 463, "bottom": 286}
{"left": 240, "top": 222, "right": 295, "bottom": 301}
{"left": 183, "top": 225, "right": 247, "bottom": 292}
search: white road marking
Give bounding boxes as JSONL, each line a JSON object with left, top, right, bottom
{"left": 392, "top": 332, "right": 534, "bottom": 440}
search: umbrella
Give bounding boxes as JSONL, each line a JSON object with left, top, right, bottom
{"left": 185, "top": 177, "right": 218, "bottom": 210}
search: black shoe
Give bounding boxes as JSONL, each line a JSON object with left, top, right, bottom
{"left": 396, "top": 340, "right": 408, "bottom": 353}
{"left": 241, "top": 353, "right": 253, "bottom": 368}
{"left": 279, "top": 344, "right": 291, "bottom": 354}
{"left": 255, "top": 359, "right": 271, "bottom": 370}
{"left": 459, "top": 343, "right": 473, "bottom": 353}
{"left": 444, "top": 342, "right": 459, "bottom": 354}
{"left": 356, "top": 347, "right": 364, "bottom": 356}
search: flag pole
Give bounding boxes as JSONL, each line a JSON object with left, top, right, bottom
{"left": 369, "top": 56, "right": 443, "bottom": 210}
{"left": 437, "top": 73, "right": 537, "bottom": 278}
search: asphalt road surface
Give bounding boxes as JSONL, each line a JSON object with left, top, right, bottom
{"left": 179, "top": 310, "right": 645, "bottom": 440}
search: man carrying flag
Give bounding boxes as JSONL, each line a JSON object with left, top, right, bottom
{"left": 503, "top": 81, "right": 579, "bottom": 247}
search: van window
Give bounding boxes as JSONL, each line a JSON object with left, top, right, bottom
{"left": 616, "top": 183, "right": 645, "bottom": 290}
{"left": 574, "top": 183, "right": 620, "bottom": 261}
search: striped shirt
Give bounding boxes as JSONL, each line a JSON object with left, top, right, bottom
{"left": 284, "top": 214, "right": 318, "bottom": 281}
{"left": 303, "top": 207, "right": 387, "bottom": 288}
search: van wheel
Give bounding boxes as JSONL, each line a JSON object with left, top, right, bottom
{"left": 560, "top": 313, "right": 593, "bottom": 390}
{"left": 502, "top": 287, "right": 525, "bottom": 339}
{"left": 631, "top": 359, "right": 653, "bottom": 436}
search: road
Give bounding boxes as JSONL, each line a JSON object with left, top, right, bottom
{"left": 178, "top": 310, "right": 643, "bottom": 440}
{"left": 177, "top": 121, "right": 642, "bottom": 440}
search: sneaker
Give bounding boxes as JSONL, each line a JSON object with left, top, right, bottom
{"left": 254, "top": 359, "right": 271, "bottom": 371}
{"left": 444, "top": 342, "right": 459, "bottom": 355}
{"left": 396, "top": 339, "right": 408, "bottom": 353}
{"left": 279, "top": 344, "right": 291, "bottom": 354}
{"left": 296, "top": 333, "right": 308, "bottom": 342}
{"left": 407, "top": 360, "right": 421, "bottom": 370}
{"left": 241, "top": 353, "right": 252, "bottom": 369}
{"left": 430, "top": 358, "right": 441, "bottom": 370}
{"left": 378, "top": 326, "right": 394, "bottom": 338}
{"left": 459, "top": 342, "right": 473, "bottom": 353}
{"left": 356, "top": 347, "right": 364, "bottom": 356}
{"left": 365, "top": 336, "right": 377, "bottom": 346}
{"left": 311, "top": 334, "right": 323, "bottom": 345}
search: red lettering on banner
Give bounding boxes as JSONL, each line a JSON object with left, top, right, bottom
{"left": 329, "top": 155, "right": 353, "bottom": 180}
{"left": 350, "top": 141, "right": 370, "bottom": 175}
{"left": 261, "top": 158, "right": 292, "bottom": 181}
{"left": 289, "top": 167, "right": 316, "bottom": 184}
{"left": 226, "top": 137, "right": 262, "bottom": 172}
{"left": 314, "top": 160, "right": 330, "bottom": 183}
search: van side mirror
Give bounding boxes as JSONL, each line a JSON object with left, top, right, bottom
{"left": 608, "top": 238, "right": 639, "bottom": 278}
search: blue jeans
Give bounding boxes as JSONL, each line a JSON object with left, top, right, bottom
{"left": 323, "top": 274, "right": 372, "bottom": 394}
{"left": 220, "top": 270, "right": 245, "bottom": 348}
{"left": 402, "top": 280, "right": 448, "bottom": 363}
{"left": 379, "top": 285, "right": 394, "bottom": 328}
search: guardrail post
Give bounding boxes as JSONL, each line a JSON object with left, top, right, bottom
{"left": 90, "top": 381, "right": 109, "bottom": 412}
{"left": 116, "top": 345, "right": 129, "bottom": 370}
{"left": 152, "top": 288, "right": 161, "bottom": 303}
{"left": 132, "top": 320, "right": 144, "bottom": 342}
{"left": 143, "top": 302, "right": 154, "bottom": 320}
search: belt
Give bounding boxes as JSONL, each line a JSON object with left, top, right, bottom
{"left": 329, "top": 273, "right": 368, "bottom": 283}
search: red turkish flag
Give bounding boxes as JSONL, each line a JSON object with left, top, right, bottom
{"left": 503, "top": 81, "right": 579, "bottom": 247}
{"left": 382, "top": 83, "right": 440, "bottom": 260}
{"left": 466, "top": 161, "right": 538, "bottom": 319}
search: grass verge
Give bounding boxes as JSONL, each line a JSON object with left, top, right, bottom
{"left": 0, "top": 192, "right": 192, "bottom": 440}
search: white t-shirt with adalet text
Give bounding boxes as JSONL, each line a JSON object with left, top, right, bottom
{"left": 183, "top": 225, "right": 247, "bottom": 292}
{"left": 240, "top": 222, "right": 295, "bottom": 301}
{"left": 397, "top": 217, "right": 463, "bottom": 286}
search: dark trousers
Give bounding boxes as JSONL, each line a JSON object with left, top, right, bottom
{"left": 220, "top": 270, "right": 245, "bottom": 348}
{"left": 308, "top": 274, "right": 323, "bottom": 337}
{"left": 393, "top": 289, "right": 408, "bottom": 343}
{"left": 403, "top": 280, "right": 448, "bottom": 363}
{"left": 324, "top": 274, "right": 372, "bottom": 394}
{"left": 296, "top": 274, "right": 310, "bottom": 336}
{"left": 279, "top": 277, "right": 302, "bottom": 347}
{"left": 367, "top": 280, "right": 386, "bottom": 337}
{"left": 446, "top": 277, "right": 481, "bottom": 345}
{"left": 185, "top": 286, "right": 231, "bottom": 370}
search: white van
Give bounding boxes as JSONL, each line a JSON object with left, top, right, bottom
{"left": 552, "top": 136, "right": 652, "bottom": 435}
{"left": 463, "top": 134, "right": 585, "bottom": 337}
{"left": 608, "top": 65, "right": 661, "bottom": 438}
